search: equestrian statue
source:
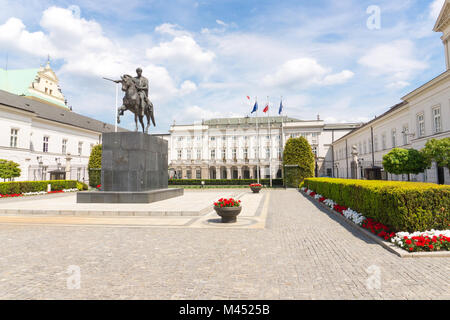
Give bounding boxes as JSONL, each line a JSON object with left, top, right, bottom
{"left": 105, "top": 67, "right": 156, "bottom": 133}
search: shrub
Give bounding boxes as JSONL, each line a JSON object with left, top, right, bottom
{"left": 88, "top": 144, "right": 102, "bottom": 187}
{"left": 0, "top": 159, "right": 21, "bottom": 181}
{"left": 383, "top": 148, "right": 428, "bottom": 178}
{"left": 302, "top": 178, "right": 450, "bottom": 232}
{"left": 283, "top": 137, "right": 315, "bottom": 187}
{"left": 168, "top": 178, "right": 283, "bottom": 186}
{"left": 0, "top": 180, "right": 79, "bottom": 195}
{"left": 421, "top": 137, "right": 450, "bottom": 169}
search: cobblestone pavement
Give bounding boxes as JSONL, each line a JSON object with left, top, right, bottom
{"left": 0, "top": 189, "right": 448, "bottom": 299}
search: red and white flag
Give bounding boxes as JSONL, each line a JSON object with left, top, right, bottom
{"left": 263, "top": 104, "right": 269, "bottom": 113}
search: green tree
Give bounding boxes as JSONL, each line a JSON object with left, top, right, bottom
{"left": 282, "top": 137, "right": 315, "bottom": 187}
{"left": 88, "top": 144, "right": 102, "bottom": 187}
{"left": 421, "top": 138, "right": 450, "bottom": 169}
{"left": 383, "top": 148, "right": 428, "bottom": 180}
{"left": 0, "top": 159, "right": 21, "bottom": 181}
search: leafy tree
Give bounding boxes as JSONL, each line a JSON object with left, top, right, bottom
{"left": 283, "top": 137, "right": 315, "bottom": 187}
{"left": 88, "top": 144, "right": 102, "bottom": 187}
{"left": 421, "top": 138, "right": 450, "bottom": 169}
{"left": 383, "top": 148, "right": 428, "bottom": 180}
{"left": 0, "top": 159, "right": 21, "bottom": 181}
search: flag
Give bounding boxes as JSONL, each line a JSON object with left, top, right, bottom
{"left": 279, "top": 100, "right": 283, "bottom": 115}
{"left": 246, "top": 96, "right": 250, "bottom": 100}
{"left": 263, "top": 104, "right": 269, "bottom": 113}
{"left": 251, "top": 101, "right": 258, "bottom": 114}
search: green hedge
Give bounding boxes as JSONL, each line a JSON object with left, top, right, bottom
{"left": 169, "top": 178, "right": 284, "bottom": 186}
{"left": 302, "top": 178, "right": 450, "bottom": 232}
{"left": 0, "top": 180, "right": 86, "bottom": 195}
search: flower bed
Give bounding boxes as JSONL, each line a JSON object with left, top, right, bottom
{"left": 300, "top": 186, "right": 450, "bottom": 252}
{"left": 0, "top": 188, "right": 79, "bottom": 198}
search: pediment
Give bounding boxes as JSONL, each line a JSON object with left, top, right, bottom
{"left": 38, "top": 69, "right": 58, "bottom": 82}
{"left": 434, "top": 0, "right": 450, "bottom": 32}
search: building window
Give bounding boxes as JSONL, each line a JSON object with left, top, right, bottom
{"left": 196, "top": 149, "right": 201, "bottom": 160}
{"left": 222, "top": 149, "right": 226, "bottom": 159}
{"left": 417, "top": 113, "right": 425, "bottom": 137}
{"left": 265, "top": 148, "right": 270, "bottom": 159}
{"left": 244, "top": 148, "right": 248, "bottom": 159}
{"left": 43, "top": 136, "right": 49, "bottom": 153}
{"left": 78, "top": 142, "right": 83, "bottom": 155}
{"left": 177, "top": 150, "right": 182, "bottom": 160}
{"left": 232, "top": 148, "right": 237, "bottom": 159}
{"left": 210, "top": 149, "right": 216, "bottom": 159}
{"left": 186, "top": 170, "right": 192, "bottom": 179}
{"left": 381, "top": 133, "right": 386, "bottom": 150}
{"left": 363, "top": 141, "right": 367, "bottom": 154}
{"left": 210, "top": 136, "right": 216, "bottom": 141}
{"left": 368, "top": 138, "right": 372, "bottom": 153}
{"left": 432, "top": 107, "right": 442, "bottom": 133}
{"left": 374, "top": 136, "right": 378, "bottom": 152}
{"left": 277, "top": 148, "right": 282, "bottom": 160}
{"left": 62, "top": 139, "right": 68, "bottom": 154}
{"left": 177, "top": 137, "right": 183, "bottom": 141}
{"left": 312, "top": 146, "right": 318, "bottom": 156}
{"left": 77, "top": 167, "right": 81, "bottom": 181}
{"left": 186, "top": 149, "right": 191, "bottom": 160}
{"left": 391, "top": 129, "right": 396, "bottom": 148}
{"left": 402, "top": 125, "right": 409, "bottom": 145}
{"left": 10, "top": 129, "right": 18, "bottom": 148}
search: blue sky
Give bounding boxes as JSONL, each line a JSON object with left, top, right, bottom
{"left": 0, "top": 0, "right": 446, "bottom": 133}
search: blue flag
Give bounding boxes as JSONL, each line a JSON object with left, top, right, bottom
{"left": 251, "top": 101, "right": 258, "bottom": 114}
{"left": 278, "top": 100, "right": 283, "bottom": 115}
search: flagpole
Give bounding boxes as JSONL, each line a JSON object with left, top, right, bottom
{"left": 280, "top": 96, "right": 285, "bottom": 185}
{"left": 115, "top": 82, "right": 118, "bottom": 133}
{"left": 256, "top": 97, "right": 260, "bottom": 184}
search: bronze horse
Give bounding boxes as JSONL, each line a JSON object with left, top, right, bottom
{"left": 116, "top": 75, "right": 156, "bottom": 133}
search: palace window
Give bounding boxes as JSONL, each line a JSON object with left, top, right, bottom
{"left": 432, "top": 107, "right": 442, "bottom": 133}
{"left": 373, "top": 136, "right": 378, "bottom": 152}
{"left": 391, "top": 129, "right": 396, "bottom": 148}
{"left": 244, "top": 148, "right": 248, "bottom": 159}
{"left": 363, "top": 141, "right": 367, "bottom": 154}
{"left": 312, "top": 146, "right": 318, "bottom": 156}
{"left": 232, "top": 148, "right": 237, "bottom": 159}
{"left": 78, "top": 142, "right": 83, "bottom": 155}
{"left": 177, "top": 150, "right": 182, "bottom": 160}
{"left": 210, "top": 136, "right": 216, "bottom": 141}
{"left": 417, "top": 113, "right": 425, "bottom": 137}
{"left": 211, "top": 149, "right": 216, "bottom": 159}
{"left": 196, "top": 169, "right": 201, "bottom": 179}
{"left": 197, "top": 149, "right": 201, "bottom": 159}
{"left": 186, "top": 149, "right": 191, "bottom": 160}
{"left": 381, "top": 133, "right": 386, "bottom": 150}
{"left": 10, "top": 129, "right": 18, "bottom": 148}
{"left": 222, "top": 149, "right": 226, "bottom": 159}
{"left": 402, "top": 124, "right": 409, "bottom": 145}
{"left": 43, "top": 136, "right": 49, "bottom": 153}
{"left": 265, "top": 148, "right": 270, "bottom": 159}
{"left": 62, "top": 139, "right": 68, "bottom": 154}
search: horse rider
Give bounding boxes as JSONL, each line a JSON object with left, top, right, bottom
{"left": 132, "top": 67, "right": 150, "bottom": 117}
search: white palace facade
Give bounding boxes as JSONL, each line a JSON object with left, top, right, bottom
{"left": 332, "top": 1, "right": 450, "bottom": 185}
{"left": 167, "top": 116, "right": 361, "bottom": 180}
{"left": 0, "top": 62, "right": 122, "bottom": 183}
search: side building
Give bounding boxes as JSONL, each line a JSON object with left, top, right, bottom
{"left": 0, "top": 63, "right": 125, "bottom": 184}
{"left": 168, "top": 116, "right": 361, "bottom": 180}
{"left": 332, "top": 1, "right": 450, "bottom": 184}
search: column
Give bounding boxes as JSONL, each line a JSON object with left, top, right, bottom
{"left": 226, "top": 167, "right": 232, "bottom": 180}
{"left": 201, "top": 166, "right": 209, "bottom": 180}
{"left": 237, "top": 166, "right": 243, "bottom": 180}
{"left": 249, "top": 166, "right": 254, "bottom": 179}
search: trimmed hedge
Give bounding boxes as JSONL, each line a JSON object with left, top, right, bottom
{"left": 0, "top": 180, "right": 86, "bottom": 195}
{"left": 302, "top": 178, "right": 450, "bottom": 233}
{"left": 88, "top": 144, "right": 102, "bottom": 187}
{"left": 283, "top": 137, "right": 315, "bottom": 187}
{"left": 169, "top": 179, "right": 284, "bottom": 186}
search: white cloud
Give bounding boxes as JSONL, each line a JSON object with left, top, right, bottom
{"left": 180, "top": 80, "right": 197, "bottom": 95}
{"left": 155, "top": 23, "right": 191, "bottom": 37}
{"left": 263, "top": 58, "right": 353, "bottom": 88}
{"left": 430, "top": 0, "right": 445, "bottom": 20}
{"left": 181, "top": 105, "right": 239, "bottom": 123}
{"left": 146, "top": 32, "right": 215, "bottom": 77}
{"left": 358, "top": 40, "right": 427, "bottom": 85}
{"left": 216, "top": 19, "right": 227, "bottom": 27}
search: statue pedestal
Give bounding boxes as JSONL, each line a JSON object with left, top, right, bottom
{"left": 77, "top": 132, "right": 183, "bottom": 203}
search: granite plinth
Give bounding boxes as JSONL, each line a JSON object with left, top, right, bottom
{"left": 77, "top": 188, "right": 183, "bottom": 204}
{"left": 101, "top": 132, "right": 168, "bottom": 192}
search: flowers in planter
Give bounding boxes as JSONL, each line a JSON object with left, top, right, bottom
{"left": 361, "top": 218, "right": 395, "bottom": 240}
{"left": 342, "top": 208, "right": 366, "bottom": 226}
{"left": 0, "top": 193, "right": 23, "bottom": 198}
{"left": 0, "top": 188, "right": 79, "bottom": 198}
{"left": 214, "top": 198, "right": 241, "bottom": 208}
{"left": 249, "top": 183, "right": 262, "bottom": 187}
{"left": 391, "top": 230, "right": 450, "bottom": 252}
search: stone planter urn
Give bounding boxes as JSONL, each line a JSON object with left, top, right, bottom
{"left": 250, "top": 184, "right": 262, "bottom": 193}
{"left": 214, "top": 206, "right": 242, "bottom": 223}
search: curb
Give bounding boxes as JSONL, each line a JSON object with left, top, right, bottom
{"left": 300, "top": 190, "right": 450, "bottom": 259}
